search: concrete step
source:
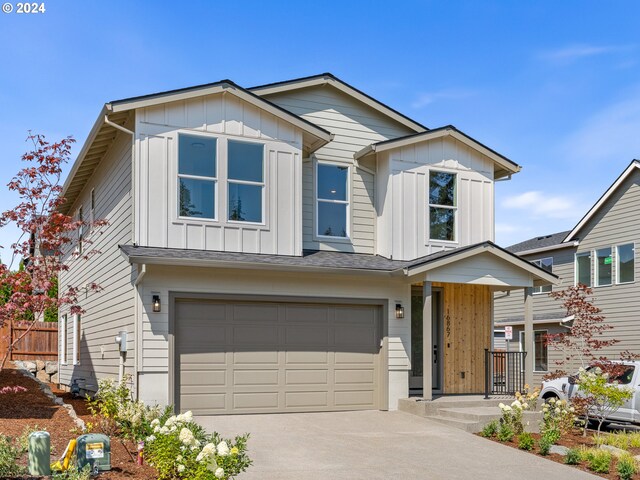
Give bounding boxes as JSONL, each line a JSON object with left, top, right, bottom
{"left": 437, "top": 407, "right": 503, "bottom": 421}
{"left": 424, "top": 415, "right": 481, "bottom": 433}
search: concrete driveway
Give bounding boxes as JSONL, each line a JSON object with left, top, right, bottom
{"left": 197, "top": 410, "right": 597, "bottom": 479}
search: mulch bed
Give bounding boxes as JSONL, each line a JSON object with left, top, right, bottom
{"left": 0, "top": 364, "right": 158, "bottom": 479}
{"left": 482, "top": 429, "right": 640, "bottom": 479}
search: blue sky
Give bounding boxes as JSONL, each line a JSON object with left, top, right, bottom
{"left": 1, "top": 0, "right": 639, "bottom": 255}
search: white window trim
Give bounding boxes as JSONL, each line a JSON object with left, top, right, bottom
{"left": 226, "top": 139, "right": 266, "bottom": 226}
{"left": 314, "top": 160, "right": 351, "bottom": 241}
{"left": 427, "top": 169, "right": 458, "bottom": 244}
{"left": 616, "top": 243, "right": 635, "bottom": 285}
{"left": 72, "top": 313, "right": 80, "bottom": 366}
{"left": 575, "top": 251, "right": 592, "bottom": 287}
{"left": 60, "top": 314, "right": 67, "bottom": 365}
{"left": 90, "top": 189, "right": 95, "bottom": 224}
{"left": 177, "top": 132, "right": 219, "bottom": 222}
{"left": 519, "top": 329, "right": 549, "bottom": 373}
{"left": 532, "top": 257, "right": 553, "bottom": 294}
{"left": 594, "top": 246, "right": 613, "bottom": 287}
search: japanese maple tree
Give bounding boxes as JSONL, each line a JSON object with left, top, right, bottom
{"left": 0, "top": 133, "right": 106, "bottom": 370}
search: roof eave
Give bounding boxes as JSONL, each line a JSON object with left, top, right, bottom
{"left": 513, "top": 240, "right": 579, "bottom": 257}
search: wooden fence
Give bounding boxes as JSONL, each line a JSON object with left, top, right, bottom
{"left": 0, "top": 321, "right": 58, "bottom": 362}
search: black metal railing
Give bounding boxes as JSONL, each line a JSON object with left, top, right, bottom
{"left": 484, "top": 349, "right": 527, "bottom": 398}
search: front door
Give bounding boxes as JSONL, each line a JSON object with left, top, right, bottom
{"left": 409, "top": 289, "right": 443, "bottom": 394}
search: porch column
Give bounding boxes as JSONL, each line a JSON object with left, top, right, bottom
{"left": 523, "top": 287, "right": 534, "bottom": 388}
{"left": 422, "top": 281, "right": 433, "bottom": 400}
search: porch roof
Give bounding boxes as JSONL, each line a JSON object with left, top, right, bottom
{"left": 120, "top": 241, "right": 558, "bottom": 288}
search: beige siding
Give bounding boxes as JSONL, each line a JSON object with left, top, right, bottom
{"left": 264, "top": 86, "right": 414, "bottom": 254}
{"left": 59, "top": 129, "right": 135, "bottom": 389}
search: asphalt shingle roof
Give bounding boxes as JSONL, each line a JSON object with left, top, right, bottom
{"left": 506, "top": 230, "right": 571, "bottom": 254}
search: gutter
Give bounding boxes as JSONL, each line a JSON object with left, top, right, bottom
{"left": 514, "top": 240, "right": 579, "bottom": 257}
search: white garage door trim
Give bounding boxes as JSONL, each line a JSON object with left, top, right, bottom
{"left": 168, "top": 293, "right": 389, "bottom": 414}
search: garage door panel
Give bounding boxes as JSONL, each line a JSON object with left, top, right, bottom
{"left": 284, "top": 305, "right": 329, "bottom": 324}
{"left": 180, "top": 351, "right": 226, "bottom": 364}
{"left": 286, "top": 369, "right": 328, "bottom": 385}
{"left": 285, "top": 325, "right": 330, "bottom": 345}
{"left": 285, "top": 391, "right": 328, "bottom": 408}
{"left": 182, "top": 393, "right": 226, "bottom": 413}
{"left": 233, "top": 392, "right": 279, "bottom": 410}
{"left": 335, "top": 369, "right": 374, "bottom": 384}
{"left": 181, "top": 370, "right": 226, "bottom": 386}
{"left": 233, "top": 370, "right": 279, "bottom": 386}
{"left": 232, "top": 326, "right": 279, "bottom": 345}
{"left": 335, "top": 351, "right": 377, "bottom": 364}
{"left": 334, "top": 325, "right": 376, "bottom": 346}
{"left": 232, "top": 304, "right": 278, "bottom": 322}
{"left": 233, "top": 351, "right": 279, "bottom": 364}
{"left": 335, "top": 390, "right": 374, "bottom": 407}
{"left": 285, "top": 351, "right": 329, "bottom": 364}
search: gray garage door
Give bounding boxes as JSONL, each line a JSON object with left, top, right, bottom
{"left": 175, "top": 299, "right": 383, "bottom": 415}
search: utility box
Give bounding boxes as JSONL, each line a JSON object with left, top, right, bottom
{"left": 28, "top": 431, "right": 51, "bottom": 476}
{"left": 76, "top": 433, "right": 111, "bottom": 472}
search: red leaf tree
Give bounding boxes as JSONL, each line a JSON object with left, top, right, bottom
{"left": 0, "top": 133, "right": 106, "bottom": 370}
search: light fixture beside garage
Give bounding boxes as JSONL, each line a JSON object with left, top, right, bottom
{"left": 395, "top": 303, "right": 404, "bottom": 319}
{"left": 152, "top": 295, "right": 161, "bottom": 313}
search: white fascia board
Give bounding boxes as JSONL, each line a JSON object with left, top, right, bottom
{"left": 515, "top": 240, "right": 579, "bottom": 257}
{"left": 107, "top": 85, "right": 227, "bottom": 112}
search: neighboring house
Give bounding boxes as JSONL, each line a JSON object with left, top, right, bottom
{"left": 494, "top": 160, "right": 640, "bottom": 385}
{"left": 57, "top": 73, "right": 555, "bottom": 415}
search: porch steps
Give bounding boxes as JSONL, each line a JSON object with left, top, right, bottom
{"left": 398, "top": 397, "right": 542, "bottom": 434}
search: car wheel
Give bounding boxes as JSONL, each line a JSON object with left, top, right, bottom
{"left": 542, "top": 393, "right": 559, "bottom": 402}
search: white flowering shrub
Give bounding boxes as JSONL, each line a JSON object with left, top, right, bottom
{"left": 541, "top": 396, "right": 576, "bottom": 437}
{"left": 145, "top": 411, "right": 251, "bottom": 480}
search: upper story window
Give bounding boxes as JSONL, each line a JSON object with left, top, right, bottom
{"left": 316, "top": 163, "right": 349, "bottom": 238}
{"left": 178, "top": 134, "right": 217, "bottom": 219}
{"left": 575, "top": 252, "right": 591, "bottom": 287}
{"left": 77, "top": 206, "right": 84, "bottom": 254}
{"left": 595, "top": 247, "right": 612, "bottom": 286}
{"left": 617, "top": 243, "right": 635, "bottom": 284}
{"left": 428, "top": 171, "right": 457, "bottom": 242}
{"left": 532, "top": 257, "right": 553, "bottom": 294}
{"left": 227, "top": 140, "right": 264, "bottom": 223}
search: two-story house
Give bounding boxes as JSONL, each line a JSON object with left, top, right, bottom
{"left": 494, "top": 160, "right": 640, "bottom": 385}
{"left": 57, "top": 73, "right": 555, "bottom": 415}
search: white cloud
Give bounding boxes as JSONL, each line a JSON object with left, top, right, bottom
{"left": 411, "top": 89, "right": 474, "bottom": 109}
{"left": 501, "top": 191, "right": 580, "bottom": 220}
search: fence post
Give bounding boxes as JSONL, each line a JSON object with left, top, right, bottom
{"left": 484, "top": 348, "right": 490, "bottom": 399}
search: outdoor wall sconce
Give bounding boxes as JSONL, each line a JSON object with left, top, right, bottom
{"left": 395, "top": 303, "right": 405, "bottom": 319}
{"left": 152, "top": 295, "right": 161, "bottom": 313}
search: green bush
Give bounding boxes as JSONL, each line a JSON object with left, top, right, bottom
{"left": 496, "top": 422, "right": 514, "bottom": 442}
{"left": 564, "top": 448, "right": 581, "bottom": 465}
{"left": 538, "top": 436, "right": 552, "bottom": 456}
{"left": 587, "top": 449, "right": 612, "bottom": 474}
{"left": 517, "top": 432, "right": 535, "bottom": 451}
{"left": 0, "top": 434, "right": 26, "bottom": 476}
{"left": 617, "top": 454, "right": 637, "bottom": 480}
{"left": 52, "top": 464, "right": 92, "bottom": 480}
{"left": 480, "top": 420, "right": 499, "bottom": 438}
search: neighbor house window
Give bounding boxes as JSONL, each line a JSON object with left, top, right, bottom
{"left": 77, "top": 206, "right": 84, "bottom": 254}
{"left": 575, "top": 252, "right": 591, "bottom": 287}
{"left": 532, "top": 258, "right": 553, "bottom": 294}
{"left": 520, "top": 330, "right": 548, "bottom": 372}
{"left": 60, "top": 314, "right": 67, "bottom": 365}
{"left": 178, "top": 134, "right": 217, "bottom": 219}
{"left": 316, "top": 163, "right": 349, "bottom": 238}
{"left": 90, "top": 189, "right": 95, "bottom": 224}
{"left": 617, "top": 243, "right": 635, "bottom": 284}
{"left": 595, "top": 247, "right": 612, "bottom": 286}
{"left": 428, "top": 171, "right": 457, "bottom": 242}
{"left": 227, "top": 140, "right": 264, "bottom": 223}
{"left": 72, "top": 314, "right": 81, "bottom": 365}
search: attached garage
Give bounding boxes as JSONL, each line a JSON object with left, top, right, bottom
{"left": 172, "top": 297, "right": 386, "bottom": 415}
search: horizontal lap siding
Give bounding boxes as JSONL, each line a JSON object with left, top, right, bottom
{"left": 265, "top": 87, "right": 415, "bottom": 254}
{"left": 59, "top": 130, "right": 135, "bottom": 389}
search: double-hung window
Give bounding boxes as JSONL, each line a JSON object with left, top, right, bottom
{"left": 428, "top": 171, "right": 457, "bottom": 242}
{"left": 532, "top": 258, "right": 553, "bottom": 293}
{"left": 316, "top": 163, "right": 349, "bottom": 238}
{"left": 178, "top": 134, "right": 217, "bottom": 219}
{"left": 575, "top": 252, "right": 591, "bottom": 287}
{"left": 595, "top": 247, "right": 613, "bottom": 286}
{"left": 227, "top": 140, "right": 265, "bottom": 223}
{"left": 617, "top": 243, "right": 635, "bottom": 284}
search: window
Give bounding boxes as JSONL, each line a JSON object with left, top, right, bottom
{"left": 227, "top": 140, "right": 264, "bottom": 223}
{"left": 178, "top": 134, "right": 217, "bottom": 219}
{"left": 60, "top": 314, "right": 67, "bottom": 365}
{"left": 532, "top": 257, "right": 553, "bottom": 294}
{"left": 617, "top": 243, "right": 635, "bottom": 284}
{"left": 316, "top": 163, "right": 349, "bottom": 238}
{"left": 77, "top": 207, "right": 84, "bottom": 254}
{"left": 595, "top": 247, "right": 612, "bottom": 286}
{"left": 428, "top": 171, "right": 457, "bottom": 242}
{"left": 72, "top": 314, "right": 81, "bottom": 365}
{"left": 520, "top": 330, "right": 548, "bottom": 372}
{"left": 575, "top": 252, "right": 591, "bottom": 286}
{"left": 90, "top": 189, "right": 95, "bottom": 224}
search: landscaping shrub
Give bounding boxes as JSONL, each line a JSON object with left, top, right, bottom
{"left": 52, "top": 464, "right": 92, "bottom": 480}
{"left": 564, "top": 448, "right": 581, "bottom": 465}
{"left": 145, "top": 411, "right": 252, "bottom": 480}
{"left": 586, "top": 449, "right": 612, "bottom": 474}
{"left": 617, "top": 453, "right": 637, "bottom": 480}
{"left": 540, "top": 397, "right": 577, "bottom": 436}
{"left": 517, "top": 432, "right": 534, "bottom": 451}
{"left": 480, "top": 420, "right": 499, "bottom": 438}
{"left": 497, "top": 386, "right": 538, "bottom": 436}
{"left": 538, "top": 435, "right": 552, "bottom": 456}
{"left": 496, "top": 421, "right": 514, "bottom": 443}
{"left": 0, "top": 434, "right": 26, "bottom": 476}
{"left": 599, "top": 431, "right": 640, "bottom": 450}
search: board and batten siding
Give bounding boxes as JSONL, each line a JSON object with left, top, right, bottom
{"left": 377, "top": 137, "right": 495, "bottom": 261}
{"left": 59, "top": 129, "right": 135, "bottom": 389}
{"left": 135, "top": 92, "right": 304, "bottom": 256}
{"left": 264, "top": 86, "right": 415, "bottom": 254}
{"left": 136, "top": 265, "right": 411, "bottom": 410}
